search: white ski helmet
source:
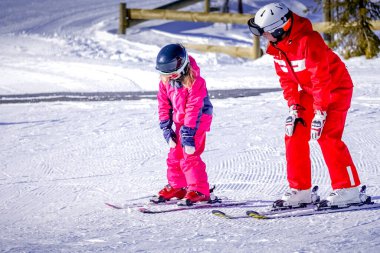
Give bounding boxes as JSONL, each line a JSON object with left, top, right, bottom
{"left": 248, "top": 2, "right": 292, "bottom": 38}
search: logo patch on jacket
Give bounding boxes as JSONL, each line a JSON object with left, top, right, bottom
{"left": 274, "top": 59, "right": 306, "bottom": 73}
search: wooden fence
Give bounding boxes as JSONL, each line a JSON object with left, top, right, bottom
{"left": 119, "top": 2, "right": 380, "bottom": 59}
{"left": 119, "top": 3, "right": 260, "bottom": 59}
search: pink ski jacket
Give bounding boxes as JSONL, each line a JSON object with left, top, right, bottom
{"left": 266, "top": 14, "right": 353, "bottom": 111}
{"left": 157, "top": 56, "right": 213, "bottom": 132}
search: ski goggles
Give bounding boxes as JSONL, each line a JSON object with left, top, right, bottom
{"left": 247, "top": 14, "right": 292, "bottom": 39}
{"left": 157, "top": 54, "right": 189, "bottom": 80}
{"left": 161, "top": 71, "right": 182, "bottom": 80}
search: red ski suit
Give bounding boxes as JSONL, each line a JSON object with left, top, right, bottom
{"left": 266, "top": 14, "right": 361, "bottom": 190}
{"left": 157, "top": 56, "right": 213, "bottom": 196}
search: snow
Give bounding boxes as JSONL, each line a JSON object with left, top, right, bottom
{"left": 1, "top": 0, "right": 380, "bottom": 252}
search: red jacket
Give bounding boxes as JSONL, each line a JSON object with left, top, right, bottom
{"left": 266, "top": 14, "right": 353, "bottom": 111}
{"left": 157, "top": 56, "right": 213, "bottom": 132}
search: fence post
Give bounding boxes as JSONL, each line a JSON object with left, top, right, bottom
{"left": 237, "top": 0, "right": 243, "bottom": 14}
{"left": 119, "top": 2, "right": 127, "bottom": 34}
{"left": 323, "top": 0, "right": 332, "bottom": 43}
{"left": 252, "top": 35, "right": 260, "bottom": 59}
{"left": 222, "top": 0, "right": 230, "bottom": 13}
{"left": 204, "top": 0, "right": 210, "bottom": 13}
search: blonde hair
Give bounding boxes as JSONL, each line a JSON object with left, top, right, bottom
{"left": 182, "top": 65, "right": 196, "bottom": 88}
{"left": 160, "top": 65, "right": 196, "bottom": 89}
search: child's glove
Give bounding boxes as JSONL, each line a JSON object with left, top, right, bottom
{"left": 160, "top": 119, "right": 177, "bottom": 148}
{"left": 184, "top": 146, "right": 195, "bottom": 155}
{"left": 285, "top": 104, "right": 306, "bottom": 136}
{"left": 163, "top": 129, "right": 177, "bottom": 148}
{"left": 180, "top": 126, "right": 196, "bottom": 155}
{"left": 311, "top": 110, "right": 327, "bottom": 140}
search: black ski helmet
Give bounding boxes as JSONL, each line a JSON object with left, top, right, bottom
{"left": 156, "top": 44, "right": 189, "bottom": 74}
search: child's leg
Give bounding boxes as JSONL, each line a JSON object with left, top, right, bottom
{"left": 166, "top": 128, "right": 187, "bottom": 189}
{"left": 180, "top": 130, "right": 210, "bottom": 197}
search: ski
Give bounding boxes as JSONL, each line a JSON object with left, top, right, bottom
{"left": 211, "top": 185, "right": 320, "bottom": 219}
{"left": 212, "top": 203, "right": 317, "bottom": 219}
{"left": 212, "top": 202, "right": 380, "bottom": 220}
{"left": 105, "top": 197, "right": 181, "bottom": 210}
{"left": 246, "top": 201, "right": 380, "bottom": 219}
{"left": 105, "top": 186, "right": 224, "bottom": 210}
{"left": 212, "top": 185, "right": 378, "bottom": 219}
{"left": 211, "top": 210, "right": 251, "bottom": 219}
{"left": 138, "top": 199, "right": 270, "bottom": 214}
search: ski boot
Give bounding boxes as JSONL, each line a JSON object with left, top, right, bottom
{"left": 150, "top": 184, "right": 187, "bottom": 204}
{"left": 273, "top": 185, "right": 320, "bottom": 210}
{"left": 182, "top": 190, "right": 210, "bottom": 206}
{"left": 178, "top": 186, "right": 221, "bottom": 206}
{"left": 317, "top": 185, "right": 372, "bottom": 209}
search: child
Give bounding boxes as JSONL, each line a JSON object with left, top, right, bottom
{"left": 155, "top": 44, "right": 213, "bottom": 205}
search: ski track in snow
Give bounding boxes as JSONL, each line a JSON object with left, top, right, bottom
{"left": 1, "top": 89, "right": 380, "bottom": 252}
{"left": 1, "top": 0, "right": 380, "bottom": 252}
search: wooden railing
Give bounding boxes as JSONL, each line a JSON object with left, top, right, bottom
{"left": 119, "top": 2, "right": 380, "bottom": 59}
{"left": 119, "top": 3, "right": 260, "bottom": 59}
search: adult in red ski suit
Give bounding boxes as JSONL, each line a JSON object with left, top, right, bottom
{"left": 249, "top": 7, "right": 361, "bottom": 192}
{"left": 157, "top": 49, "right": 213, "bottom": 201}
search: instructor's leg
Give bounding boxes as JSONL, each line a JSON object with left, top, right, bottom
{"left": 285, "top": 92, "right": 314, "bottom": 190}
{"left": 318, "top": 88, "right": 360, "bottom": 189}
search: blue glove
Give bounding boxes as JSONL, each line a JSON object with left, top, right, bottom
{"left": 160, "top": 120, "right": 177, "bottom": 147}
{"left": 180, "top": 126, "right": 196, "bottom": 154}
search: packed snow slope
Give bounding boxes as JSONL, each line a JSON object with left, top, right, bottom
{"left": 1, "top": 0, "right": 380, "bottom": 252}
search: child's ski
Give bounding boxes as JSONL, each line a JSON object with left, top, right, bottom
{"left": 138, "top": 199, "right": 269, "bottom": 214}
{"left": 105, "top": 195, "right": 182, "bottom": 209}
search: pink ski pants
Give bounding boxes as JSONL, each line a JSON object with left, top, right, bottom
{"left": 165, "top": 124, "right": 209, "bottom": 196}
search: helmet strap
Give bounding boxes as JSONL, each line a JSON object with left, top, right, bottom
{"left": 181, "top": 63, "right": 190, "bottom": 76}
{"left": 170, "top": 80, "right": 183, "bottom": 88}
{"left": 173, "top": 63, "right": 190, "bottom": 82}
{"left": 274, "top": 16, "right": 293, "bottom": 43}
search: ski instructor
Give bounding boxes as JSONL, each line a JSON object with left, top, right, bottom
{"left": 247, "top": 2, "right": 366, "bottom": 207}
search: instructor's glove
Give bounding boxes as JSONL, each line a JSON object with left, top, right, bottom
{"left": 311, "top": 110, "right": 327, "bottom": 140}
{"left": 180, "top": 126, "right": 196, "bottom": 155}
{"left": 160, "top": 119, "right": 177, "bottom": 148}
{"left": 285, "top": 104, "right": 306, "bottom": 137}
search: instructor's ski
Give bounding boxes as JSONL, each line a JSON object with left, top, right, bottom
{"left": 212, "top": 185, "right": 378, "bottom": 219}
{"left": 212, "top": 203, "right": 317, "bottom": 219}
{"left": 212, "top": 202, "right": 380, "bottom": 220}
{"left": 246, "top": 201, "right": 380, "bottom": 219}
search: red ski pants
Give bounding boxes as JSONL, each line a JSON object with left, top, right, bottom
{"left": 285, "top": 88, "right": 361, "bottom": 190}
{"left": 165, "top": 124, "right": 209, "bottom": 196}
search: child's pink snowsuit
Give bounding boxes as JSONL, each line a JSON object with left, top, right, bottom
{"left": 157, "top": 56, "right": 213, "bottom": 196}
